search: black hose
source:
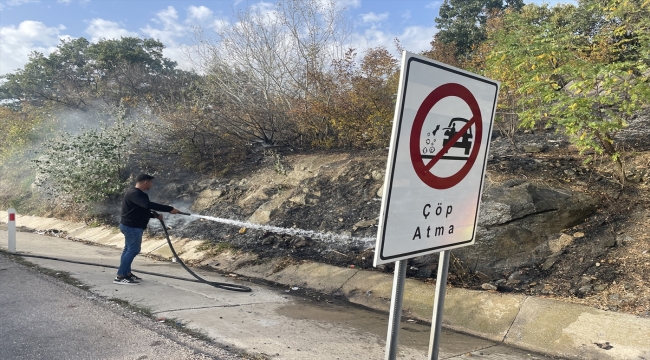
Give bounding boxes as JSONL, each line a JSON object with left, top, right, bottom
{"left": 157, "top": 217, "right": 251, "bottom": 292}
{"left": 1, "top": 217, "right": 252, "bottom": 292}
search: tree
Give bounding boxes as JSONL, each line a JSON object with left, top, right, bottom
{"left": 485, "top": 0, "right": 649, "bottom": 183}
{"left": 290, "top": 47, "right": 399, "bottom": 148}
{"left": 435, "top": 0, "right": 523, "bottom": 59}
{"left": 189, "top": 0, "right": 351, "bottom": 146}
{"left": 0, "top": 37, "right": 179, "bottom": 109}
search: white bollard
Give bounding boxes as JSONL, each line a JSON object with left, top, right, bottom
{"left": 8, "top": 208, "right": 16, "bottom": 253}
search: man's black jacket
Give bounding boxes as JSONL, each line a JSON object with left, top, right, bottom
{"left": 120, "top": 188, "right": 173, "bottom": 229}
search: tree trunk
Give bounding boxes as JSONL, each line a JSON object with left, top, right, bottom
{"left": 595, "top": 130, "right": 625, "bottom": 185}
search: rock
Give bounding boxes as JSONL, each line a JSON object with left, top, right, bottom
{"left": 377, "top": 185, "right": 384, "bottom": 198}
{"left": 249, "top": 208, "right": 280, "bottom": 224}
{"left": 292, "top": 237, "right": 308, "bottom": 248}
{"left": 453, "top": 182, "right": 597, "bottom": 278}
{"left": 523, "top": 145, "right": 544, "bottom": 153}
{"left": 594, "top": 284, "right": 607, "bottom": 292}
{"left": 508, "top": 271, "right": 523, "bottom": 281}
{"left": 239, "top": 227, "right": 247, "bottom": 234}
{"left": 616, "top": 235, "right": 632, "bottom": 247}
{"left": 542, "top": 256, "right": 559, "bottom": 271}
{"left": 481, "top": 283, "right": 497, "bottom": 291}
{"left": 475, "top": 271, "right": 491, "bottom": 282}
{"left": 289, "top": 194, "right": 306, "bottom": 205}
{"left": 573, "top": 232, "right": 585, "bottom": 238}
{"left": 371, "top": 170, "right": 385, "bottom": 181}
{"left": 191, "top": 189, "right": 224, "bottom": 212}
{"left": 549, "top": 234, "right": 574, "bottom": 253}
{"left": 577, "top": 285, "right": 592, "bottom": 294}
{"left": 601, "top": 236, "right": 617, "bottom": 248}
{"left": 353, "top": 218, "right": 377, "bottom": 231}
{"left": 564, "top": 169, "right": 577, "bottom": 177}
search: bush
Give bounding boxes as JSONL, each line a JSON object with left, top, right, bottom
{"left": 32, "top": 120, "right": 134, "bottom": 207}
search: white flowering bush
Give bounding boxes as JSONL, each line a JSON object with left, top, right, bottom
{"left": 33, "top": 120, "right": 134, "bottom": 206}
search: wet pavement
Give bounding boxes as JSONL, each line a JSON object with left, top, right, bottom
{"left": 1, "top": 228, "right": 560, "bottom": 359}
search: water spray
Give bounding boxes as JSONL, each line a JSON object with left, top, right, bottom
{"left": 186, "top": 213, "right": 375, "bottom": 244}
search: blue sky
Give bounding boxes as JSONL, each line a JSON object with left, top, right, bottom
{"left": 0, "top": 0, "right": 573, "bottom": 75}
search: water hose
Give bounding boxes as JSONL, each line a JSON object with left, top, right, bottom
{"left": 2, "top": 213, "right": 252, "bottom": 292}
{"left": 157, "top": 215, "right": 251, "bottom": 292}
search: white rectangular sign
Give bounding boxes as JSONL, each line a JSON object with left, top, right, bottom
{"left": 374, "top": 52, "right": 500, "bottom": 266}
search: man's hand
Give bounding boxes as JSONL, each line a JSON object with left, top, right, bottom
{"left": 170, "top": 208, "right": 180, "bottom": 214}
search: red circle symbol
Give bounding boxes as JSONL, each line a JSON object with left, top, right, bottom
{"left": 410, "top": 83, "right": 482, "bottom": 189}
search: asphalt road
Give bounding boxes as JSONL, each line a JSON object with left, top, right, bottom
{"left": 0, "top": 254, "right": 243, "bottom": 360}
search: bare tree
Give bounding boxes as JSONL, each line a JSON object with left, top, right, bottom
{"left": 188, "top": 0, "right": 351, "bottom": 146}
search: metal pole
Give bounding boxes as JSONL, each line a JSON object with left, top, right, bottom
{"left": 8, "top": 208, "right": 16, "bottom": 253}
{"left": 385, "top": 259, "right": 407, "bottom": 360}
{"left": 428, "top": 250, "right": 450, "bottom": 360}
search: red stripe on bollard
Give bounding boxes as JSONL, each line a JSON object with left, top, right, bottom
{"left": 9, "top": 213, "right": 15, "bottom": 221}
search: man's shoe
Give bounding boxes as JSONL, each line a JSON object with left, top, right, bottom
{"left": 127, "top": 273, "right": 142, "bottom": 281}
{"left": 113, "top": 277, "right": 140, "bottom": 285}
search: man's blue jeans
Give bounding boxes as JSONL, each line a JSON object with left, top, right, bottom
{"left": 117, "top": 224, "right": 145, "bottom": 277}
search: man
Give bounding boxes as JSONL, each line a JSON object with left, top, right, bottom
{"left": 115, "top": 174, "right": 179, "bottom": 285}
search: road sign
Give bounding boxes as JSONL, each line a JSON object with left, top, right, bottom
{"left": 374, "top": 52, "right": 500, "bottom": 266}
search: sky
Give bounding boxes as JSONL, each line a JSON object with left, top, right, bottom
{"left": 0, "top": 0, "right": 573, "bottom": 76}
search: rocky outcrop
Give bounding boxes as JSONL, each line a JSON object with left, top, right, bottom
{"left": 452, "top": 180, "right": 598, "bottom": 278}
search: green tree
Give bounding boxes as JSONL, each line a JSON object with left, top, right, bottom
{"left": 435, "top": 0, "right": 523, "bottom": 59}
{"left": 485, "top": 0, "right": 649, "bottom": 183}
{"left": 0, "top": 37, "right": 179, "bottom": 109}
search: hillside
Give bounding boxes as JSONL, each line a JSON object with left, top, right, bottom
{"left": 116, "top": 110, "right": 650, "bottom": 318}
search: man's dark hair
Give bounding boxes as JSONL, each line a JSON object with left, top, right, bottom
{"left": 135, "top": 174, "right": 155, "bottom": 183}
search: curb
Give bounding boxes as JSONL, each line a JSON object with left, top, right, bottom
{"left": 1, "top": 211, "right": 648, "bottom": 359}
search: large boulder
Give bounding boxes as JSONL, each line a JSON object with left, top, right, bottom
{"left": 452, "top": 181, "right": 598, "bottom": 278}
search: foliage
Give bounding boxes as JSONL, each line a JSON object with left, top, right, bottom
{"left": 435, "top": 0, "right": 523, "bottom": 59}
{"left": 0, "top": 37, "right": 180, "bottom": 109}
{"left": 291, "top": 47, "right": 399, "bottom": 148}
{"left": 32, "top": 112, "right": 134, "bottom": 206}
{"left": 189, "top": 0, "right": 350, "bottom": 147}
{"left": 0, "top": 104, "right": 43, "bottom": 162}
{"left": 484, "top": 0, "right": 650, "bottom": 182}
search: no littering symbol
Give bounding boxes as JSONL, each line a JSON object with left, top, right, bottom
{"left": 409, "top": 83, "right": 483, "bottom": 190}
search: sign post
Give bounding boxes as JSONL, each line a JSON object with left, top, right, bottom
{"left": 385, "top": 259, "right": 407, "bottom": 360}
{"left": 428, "top": 250, "right": 450, "bottom": 359}
{"left": 375, "top": 51, "right": 499, "bottom": 359}
{"left": 8, "top": 208, "right": 16, "bottom": 253}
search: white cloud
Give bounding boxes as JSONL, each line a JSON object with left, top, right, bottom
{"left": 140, "top": 6, "right": 196, "bottom": 71}
{"left": 0, "top": 21, "right": 68, "bottom": 75}
{"left": 85, "top": 18, "right": 138, "bottom": 42}
{"left": 349, "top": 24, "right": 437, "bottom": 58}
{"left": 335, "top": 0, "right": 360, "bottom": 9}
{"left": 6, "top": 0, "right": 39, "bottom": 5}
{"left": 250, "top": 1, "right": 274, "bottom": 14}
{"left": 57, "top": 0, "right": 72, "bottom": 4}
{"left": 141, "top": 6, "right": 187, "bottom": 45}
{"left": 361, "top": 12, "right": 388, "bottom": 24}
{"left": 187, "top": 5, "right": 213, "bottom": 22}
{"left": 402, "top": 10, "right": 411, "bottom": 20}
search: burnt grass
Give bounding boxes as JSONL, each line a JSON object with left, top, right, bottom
{"left": 145, "top": 112, "right": 650, "bottom": 316}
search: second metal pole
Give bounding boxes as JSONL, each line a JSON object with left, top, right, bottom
{"left": 385, "top": 259, "right": 407, "bottom": 360}
{"left": 8, "top": 208, "right": 16, "bottom": 253}
{"left": 428, "top": 250, "right": 450, "bottom": 360}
